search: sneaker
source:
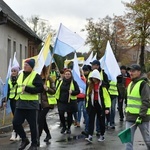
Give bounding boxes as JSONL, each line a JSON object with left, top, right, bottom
{"left": 10, "top": 130, "right": 16, "bottom": 141}
{"left": 98, "top": 135, "right": 105, "bottom": 142}
{"left": 16, "top": 134, "right": 21, "bottom": 141}
{"left": 85, "top": 136, "right": 92, "bottom": 143}
{"left": 66, "top": 129, "right": 71, "bottom": 134}
{"left": 61, "top": 127, "right": 66, "bottom": 134}
{"left": 44, "top": 134, "right": 51, "bottom": 142}
{"left": 81, "top": 131, "right": 88, "bottom": 137}
{"left": 27, "top": 145, "right": 37, "bottom": 150}
{"left": 76, "top": 122, "right": 80, "bottom": 127}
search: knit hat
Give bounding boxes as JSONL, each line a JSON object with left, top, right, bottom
{"left": 25, "top": 59, "right": 35, "bottom": 69}
{"left": 11, "top": 66, "right": 20, "bottom": 72}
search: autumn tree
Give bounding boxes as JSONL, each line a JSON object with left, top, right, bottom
{"left": 82, "top": 16, "right": 113, "bottom": 59}
{"left": 124, "top": 0, "right": 150, "bottom": 70}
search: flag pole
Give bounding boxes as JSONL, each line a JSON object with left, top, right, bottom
{"left": 2, "top": 107, "right": 6, "bottom": 125}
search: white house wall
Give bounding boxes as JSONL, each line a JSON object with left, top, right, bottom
{"left": 0, "top": 24, "right": 28, "bottom": 81}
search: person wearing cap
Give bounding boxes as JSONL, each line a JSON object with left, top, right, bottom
{"left": 13, "top": 59, "right": 44, "bottom": 150}
{"left": 85, "top": 69, "right": 111, "bottom": 143}
{"left": 5, "top": 66, "right": 20, "bottom": 141}
{"left": 125, "top": 64, "right": 150, "bottom": 150}
{"left": 117, "top": 65, "right": 131, "bottom": 122}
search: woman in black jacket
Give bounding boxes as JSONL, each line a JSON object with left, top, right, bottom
{"left": 38, "top": 66, "right": 56, "bottom": 145}
{"left": 56, "top": 69, "right": 80, "bottom": 134}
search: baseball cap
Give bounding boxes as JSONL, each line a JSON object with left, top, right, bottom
{"left": 90, "top": 60, "right": 100, "bottom": 66}
{"left": 129, "top": 64, "right": 141, "bottom": 71}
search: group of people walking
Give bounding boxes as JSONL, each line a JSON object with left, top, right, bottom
{"left": 2, "top": 57, "right": 150, "bottom": 150}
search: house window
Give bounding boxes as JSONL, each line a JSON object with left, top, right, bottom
{"left": 20, "top": 44, "right": 22, "bottom": 67}
{"left": 13, "top": 41, "right": 16, "bottom": 54}
{"left": 25, "top": 46, "right": 28, "bottom": 58}
{"left": 7, "top": 38, "right": 11, "bottom": 65}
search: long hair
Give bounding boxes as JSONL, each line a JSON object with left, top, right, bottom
{"left": 88, "top": 79, "right": 94, "bottom": 94}
{"left": 41, "top": 65, "right": 48, "bottom": 79}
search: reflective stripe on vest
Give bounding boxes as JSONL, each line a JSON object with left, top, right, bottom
{"left": 55, "top": 80, "right": 76, "bottom": 100}
{"left": 8, "top": 78, "right": 17, "bottom": 99}
{"left": 15, "top": 71, "right": 38, "bottom": 100}
{"left": 126, "top": 80, "right": 150, "bottom": 114}
{"left": 108, "top": 81, "right": 118, "bottom": 96}
{"left": 46, "top": 80, "right": 57, "bottom": 104}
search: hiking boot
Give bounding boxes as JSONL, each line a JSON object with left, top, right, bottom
{"left": 18, "top": 138, "right": 30, "bottom": 150}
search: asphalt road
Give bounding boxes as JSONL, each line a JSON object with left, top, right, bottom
{"left": 0, "top": 109, "right": 147, "bottom": 150}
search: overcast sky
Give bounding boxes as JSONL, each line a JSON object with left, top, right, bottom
{"left": 4, "top": 0, "right": 131, "bottom": 53}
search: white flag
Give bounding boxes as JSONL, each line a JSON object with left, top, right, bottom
{"left": 54, "top": 23, "right": 85, "bottom": 57}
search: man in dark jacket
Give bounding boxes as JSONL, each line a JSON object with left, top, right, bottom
{"left": 13, "top": 59, "right": 44, "bottom": 150}
{"left": 125, "top": 64, "right": 150, "bottom": 150}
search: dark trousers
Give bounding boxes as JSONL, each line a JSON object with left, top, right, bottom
{"left": 118, "top": 99, "right": 124, "bottom": 119}
{"left": 13, "top": 108, "right": 38, "bottom": 145}
{"left": 88, "top": 101, "right": 105, "bottom": 136}
{"left": 59, "top": 111, "right": 73, "bottom": 129}
{"left": 10, "top": 99, "right": 16, "bottom": 130}
{"left": 10, "top": 99, "right": 16, "bottom": 115}
{"left": 38, "top": 107, "right": 50, "bottom": 137}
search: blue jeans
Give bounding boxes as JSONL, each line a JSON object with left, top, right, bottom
{"left": 126, "top": 121, "right": 150, "bottom": 150}
{"left": 77, "top": 101, "right": 85, "bottom": 123}
{"left": 110, "top": 97, "right": 117, "bottom": 126}
{"left": 78, "top": 101, "right": 89, "bottom": 132}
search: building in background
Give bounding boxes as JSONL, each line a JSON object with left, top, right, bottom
{"left": 0, "top": 0, "right": 42, "bottom": 80}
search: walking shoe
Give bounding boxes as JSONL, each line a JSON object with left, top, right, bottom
{"left": 10, "top": 130, "right": 16, "bottom": 141}
{"left": 61, "top": 127, "right": 66, "bottom": 134}
{"left": 27, "top": 145, "right": 37, "bottom": 150}
{"left": 66, "top": 129, "right": 71, "bottom": 134}
{"left": 98, "top": 135, "right": 105, "bottom": 142}
{"left": 76, "top": 122, "right": 80, "bottom": 127}
{"left": 16, "top": 135, "right": 21, "bottom": 141}
{"left": 44, "top": 134, "right": 51, "bottom": 142}
{"left": 85, "top": 135, "right": 92, "bottom": 143}
{"left": 18, "top": 138, "right": 30, "bottom": 150}
{"left": 81, "top": 131, "right": 88, "bottom": 137}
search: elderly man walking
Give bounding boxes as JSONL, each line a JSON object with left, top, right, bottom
{"left": 13, "top": 59, "right": 44, "bottom": 150}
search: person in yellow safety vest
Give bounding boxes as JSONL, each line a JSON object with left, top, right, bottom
{"left": 89, "top": 60, "right": 109, "bottom": 136}
{"left": 12, "top": 59, "right": 44, "bottom": 150}
{"left": 38, "top": 65, "right": 56, "bottom": 146}
{"left": 55, "top": 69, "right": 80, "bottom": 134}
{"left": 85, "top": 69, "right": 111, "bottom": 143}
{"left": 7, "top": 66, "right": 20, "bottom": 141}
{"left": 107, "top": 80, "right": 118, "bottom": 129}
{"left": 49, "top": 62, "right": 59, "bottom": 82}
{"left": 125, "top": 64, "right": 150, "bottom": 150}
